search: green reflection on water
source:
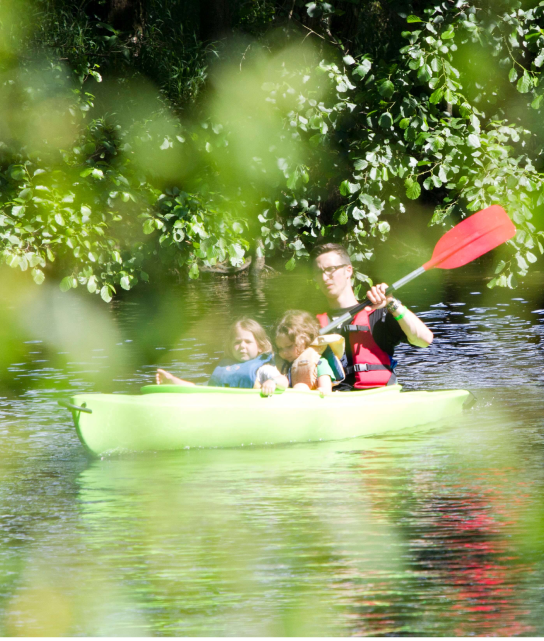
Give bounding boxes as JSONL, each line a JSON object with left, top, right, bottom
{"left": 1, "top": 411, "right": 542, "bottom": 636}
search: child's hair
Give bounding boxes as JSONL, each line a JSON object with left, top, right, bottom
{"left": 275, "top": 310, "right": 320, "bottom": 350}
{"left": 224, "top": 317, "right": 272, "bottom": 360}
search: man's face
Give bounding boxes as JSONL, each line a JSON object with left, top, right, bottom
{"left": 313, "top": 251, "right": 353, "bottom": 300}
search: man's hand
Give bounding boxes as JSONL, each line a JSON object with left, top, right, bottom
{"left": 364, "top": 283, "right": 393, "bottom": 311}
{"left": 363, "top": 282, "right": 433, "bottom": 347}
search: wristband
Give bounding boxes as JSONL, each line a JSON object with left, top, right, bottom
{"left": 394, "top": 307, "right": 407, "bottom": 321}
{"left": 386, "top": 298, "right": 402, "bottom": 314}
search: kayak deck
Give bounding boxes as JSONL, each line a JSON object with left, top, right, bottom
{"left": 67, "top": 385, "right": 474, "bottom": 457}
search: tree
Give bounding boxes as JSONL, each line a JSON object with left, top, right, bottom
{"left": 0, "top": 0, "right": 543, "bottom": 300}
{"left": 199, "top": 0, "right": 232, "bottom": 42}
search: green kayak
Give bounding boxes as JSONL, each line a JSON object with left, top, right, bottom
{"left": 62, "top": 384, "right": 474, "bottom": 457}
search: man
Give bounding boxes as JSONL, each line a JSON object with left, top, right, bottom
{"left": 312, "top": 243, "right": 433, "bottom": 389}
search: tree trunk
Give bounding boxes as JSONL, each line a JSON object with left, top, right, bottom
{"left": 249, "top": 238, "right": 266, "bottom": 276}
{"left": 85, "top": 0, "right": 145, "bottom": 33}
{"left": 108, "top": 0, "right": 144, "bottom": 32}
{"left": 200, "top": 0, "right": 232, "bottom": 42}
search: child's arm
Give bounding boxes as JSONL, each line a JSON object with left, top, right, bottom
{"left": 257, "top": 364, "right": 289, "bottom": 396}
{"left": 156, "top": 368, "right": 195, "bottom": 386}
{"left": 316, "top": 374, "right": 332, "bottom": 395}
{"left": 260, "top": 374, "right": 289, "bottom": 396}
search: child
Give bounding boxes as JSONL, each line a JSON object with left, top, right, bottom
{"left": 156, "top": 317, "right": 288, "bottom": 396}
{"left": 274, "top": 310, "right": 345, "bottom": 394}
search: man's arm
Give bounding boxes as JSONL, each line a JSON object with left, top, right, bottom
{"left": 365, "top": 283, "right": 433, "bottom": 348}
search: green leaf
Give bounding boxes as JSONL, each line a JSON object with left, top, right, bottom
{"left": 353, "top": 60, "right": 372, "bottom": 78}
{"left": 531, "top": 94, "right": 543, "bottom": 109}
{"left": 10, "top": 167, "right": 25, "bottom": 180}
{"left": 120, "top": 275, "right": 131, "bottom": 290}
{"left": 442, "top": 29, "right": 454, "bottom": 39}
{"left": 378, "top": 112, "right": 393, "bottom": 128}
{"left": 285, "top": 256, "right": 296, "bottom": 271}
{"left": 429, "top": 87, "right": 444, "bottom": 104}
{"left": 535, "top": 53, "right": 544, "bottom": 68}
{"left": 54, "top": 213, "right": 65, "bottom": 226}
{"left": 508, "top": 67, "right": 518, "bottom": 83}
{"left": 432, "top": 175, "right": 442, "bottom": 188}
{"left": 189, "top": 263, "right": 200, "bottom": 279}
{"left": 60, "top": 276, "right": 72, "bottom": 292}
{"left": 378, "top": 80, "right": 394, "bottom": 99}
{"left": 516, "top": 253, "right": 528, "bottom": 271}
{"left": 407, "top": 15, "right": 423, "bottom": 23}
{"left": 286, "top": 172, "right": 298, "bottom": 190}
{"left": 513, "top": 210, "right": 526, "bottom": 225}
{"left": 378, "top": 221, "right": 390, "bottom": 234}
{"left": 399, "top": 118, "right": 411, "bottom": 129}
{"left": 517, "top": 71, "right": 532, "bottom": 94}
{"left": 495, "top": 260, "right": 506, "bottom": 274}
{"left": 405, "top": 178, "right": 421, "bottom": 200}
{"left": 343, "top": 55, "right": 356, "bottom": 66}
{"left": 339, "top": 180, "right": 360, "bottom": 196}
{"left": 337, "top": 210, "right": 348, "bottom": 225}
{"left": 87, "top": 275, "right": 97, "bottom": 293}
{"left": 467, "top": 134, "right": 481, "bottom": 148}
{"left": 417, "top": 65, "right": 432, "bottom": 83}
{"left": 143, "top": 218, "right": 155, "bottom": 235}
{"left": 100, "top": 285, "right": 112, "bottom": 303}
{"left": 32, "top": 268, "right": 45, "bottom": 285}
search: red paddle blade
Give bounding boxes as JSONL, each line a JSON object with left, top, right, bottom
{"left": 423, "top": 205, "right": 516, "bottom": 271}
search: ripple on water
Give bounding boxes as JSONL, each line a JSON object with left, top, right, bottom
{"left": 0, "top": 274, "right": 542, "bottom": 635}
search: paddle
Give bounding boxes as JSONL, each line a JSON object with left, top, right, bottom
{"left": 319, "top": 205, "right": 516, "bottom": 335}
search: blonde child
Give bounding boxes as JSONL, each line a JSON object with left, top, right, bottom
{"left": 274, "top": 310, "right": 344, "bottom": 394}
{"left": 156, "top": 317, "right": 288, "bottom": 396}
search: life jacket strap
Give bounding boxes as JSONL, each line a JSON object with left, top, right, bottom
{"left": 346, "top": 363, "right": 392, "bottom": 374}
{"left": 343, "top": 324, "right": 370, "bottom": 332}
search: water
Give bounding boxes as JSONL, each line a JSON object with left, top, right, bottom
{"left": 0, "top": 266, "right": 543, "bottom": 635}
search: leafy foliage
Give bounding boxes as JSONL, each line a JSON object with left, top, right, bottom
{"left": 0, "top": 0, "right": 543, "bottom": 299}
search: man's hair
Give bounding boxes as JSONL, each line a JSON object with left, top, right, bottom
{"left": 224, "top": 317, "right": 272, "bottom": 360}
{"left": 275, "top": 310, "right": 320, "bottom": 351}
{"left": 311, "top": 243, "right": 351, "bottom": 265}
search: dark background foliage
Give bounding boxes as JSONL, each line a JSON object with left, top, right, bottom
{"left": 1, "top": 0, "right": 543, "bottom": 300}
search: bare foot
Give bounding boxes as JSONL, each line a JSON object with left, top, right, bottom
{"left": 155, "top": 369, "right": 195, "bottom": 386}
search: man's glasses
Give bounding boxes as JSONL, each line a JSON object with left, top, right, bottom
{"left": 313, "top": 264, "right": 348, "bottom": 279}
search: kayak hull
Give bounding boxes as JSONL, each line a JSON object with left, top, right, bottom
{"left": 67, "top": 385, "right": 474, "bottom": 456}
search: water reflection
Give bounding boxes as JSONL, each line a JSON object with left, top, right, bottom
{"left": 0, "top": 269, "right": 542, "bottom": 634}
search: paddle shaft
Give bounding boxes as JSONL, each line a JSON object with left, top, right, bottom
{"left": 319, "top": 266, "right": 425, "bottom": 335}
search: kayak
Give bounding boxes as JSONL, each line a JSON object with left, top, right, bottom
{"left": 61, "top": 384, "right": 474, "bottom": 457}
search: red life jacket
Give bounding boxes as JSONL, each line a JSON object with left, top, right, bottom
{"left": 316, "top": 310, "right": 395, "bottom": 389}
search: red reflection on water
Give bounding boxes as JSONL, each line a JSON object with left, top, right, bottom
{"left": 345, "top": 465, "right": 535, "bottom": 636}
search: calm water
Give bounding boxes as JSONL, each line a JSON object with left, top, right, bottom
{"left": 0, "top": 266, "right": 543, "bottom": 636}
